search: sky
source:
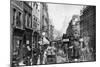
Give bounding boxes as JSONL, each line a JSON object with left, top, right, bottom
{"left": 47, "top": 3, "right": 83, "bottom": 35}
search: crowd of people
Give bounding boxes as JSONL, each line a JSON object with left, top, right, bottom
{"left": 12, "top": 36, "right": 94, "bottom": 66}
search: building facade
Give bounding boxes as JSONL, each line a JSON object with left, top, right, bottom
{"left": 11, "top": 1, "right": 33, "bottom": 66}
{"left": 32, "top": 2, "right": 40, "bottom": 32}
{"left": 10, "top": 0, "right": 24, "bottom": 66}
{"left": 32, "top": 2, "right": 41, "bottom": 48}
{"left": 40, "top": 2, "right": 50, "bottom": 39}
{"left": 80, "top": 6, "right": 96, "bottom": 61}
{"left": 22, "top": 2, "right": 33, "bottom": 66}
{"left": 66, "top": 15, "right": 80, "bottom": 60}
{"left": 66, "top": 15, "right": 80, "bottom": 40}
{"left": 71, "top": 15, "right": 80, "bottom": 39}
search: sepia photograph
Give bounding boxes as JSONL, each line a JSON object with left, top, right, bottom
{"left": 10, "top": 0, "right": 96, "bottom": 67}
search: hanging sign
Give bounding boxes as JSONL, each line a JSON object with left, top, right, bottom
{"left": 63, "top": 39, "right": 69, "bottom": 42}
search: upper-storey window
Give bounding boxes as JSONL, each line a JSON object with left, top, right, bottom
{"left": 25, "top": 12, "right": 32, "bottom": 28}
{"left": 13, "top": 8, "right": 16, "bottom": 25}
{"left": 29, "top": 15, "right": 32, "bottom": 28}
{"left": 27, "top": 14, "right": 30, "bottom": 27}
{"left": 25, "top": 13, "right": 28, "bottom": 27}
{"left": 13, "top": 8, "right": 22, "bottom": 28}
{"left": 16, "top": 12, "right": 22, "bottom": 28}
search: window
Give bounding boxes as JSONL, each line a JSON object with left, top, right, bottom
{"left": 13, "top": 9, "right": 16, "bottom": 25}
{"left": 27, "top": 14, "right": 29, "bottom": 27}
{"left": 16, "top": 12, "right": 21, "bottom": 28}
{"left": 16, "top": 12, "right": 19, "bottom": 26}
{"left": 25, "top": 13, "right": 27, "bottom": 27}
{"left": 26, "top": 15, "right": 29, "bottom": 27}
{"left": 14, "top": 9, "right": 17, "bottom": 26}
{"left": 29, "top": 15, "right": 32, "bottom": 28}
{"left": 13, "top": 38, "right": 21, "bottom": 55}
{"left": 19, "top": 12, "right": 22, "bottom": 27}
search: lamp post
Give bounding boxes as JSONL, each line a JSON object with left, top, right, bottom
{"left": 40, "top": 32, "right": 45, "bottom": 64}
{"left": 42, "top": 32, "right": 46, "bottom": 45}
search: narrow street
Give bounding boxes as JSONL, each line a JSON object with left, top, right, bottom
{"left": 10, "top": 0, "right": 96, "bottom": 67}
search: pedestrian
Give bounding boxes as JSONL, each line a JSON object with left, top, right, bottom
{"left": 73, "top": 39, "right": 80, "bottom": 60}
{"left": 32, "top": 46, "right": 40, "bottom": 65}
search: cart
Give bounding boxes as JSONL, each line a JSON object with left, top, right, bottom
{"left": 46, "top": 55, "right": 56, "bottom": 64}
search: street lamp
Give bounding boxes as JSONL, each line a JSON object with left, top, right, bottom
{"left": 39, "top": 32, "right": 46, "bottom": 64}
{"left": 42, "top": 32, "right": 46, "bottom": 45}
{"left": 42, "top": 32, "right": 45, "bottom": 36}
{"left": 79, "top": 38, "right": 83, "bottom": 42}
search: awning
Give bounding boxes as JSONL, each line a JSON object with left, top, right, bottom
{"left": 43, "top": 37, "right": 50, "bottom": 44}
{"left": 39, "top": 37, "right": 50, "bottom": 45}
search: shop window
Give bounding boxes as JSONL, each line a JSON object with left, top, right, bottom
{"left": 13, "top": 39, "right": 21, "bottom": 56}
{"left": 15, "top": 12, "right": 18, "bottom": 26}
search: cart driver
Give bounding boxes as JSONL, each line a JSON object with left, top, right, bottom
{"left": 43, "top": 42, "right": 57, "bottom": 64}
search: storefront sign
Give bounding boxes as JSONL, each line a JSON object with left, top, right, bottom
{"left": 63, "top": 39, "right": 69, "bottom": 42}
